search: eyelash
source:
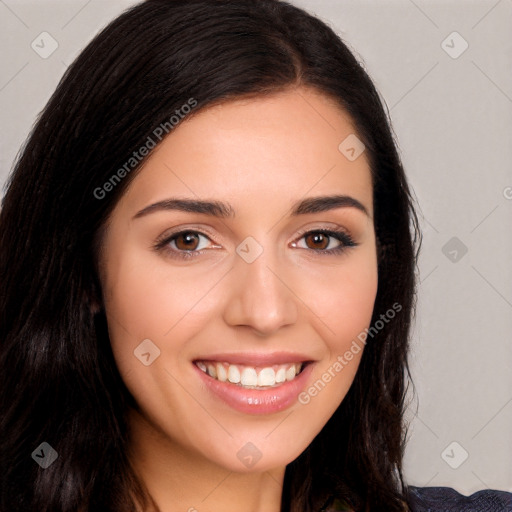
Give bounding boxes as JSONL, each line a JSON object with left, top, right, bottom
{"left": 154, "top": 228, "right": 358, "bottom": 260}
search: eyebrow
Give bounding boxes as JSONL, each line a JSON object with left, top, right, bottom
{"left": 132, "top": 194, "right": 369, "bottom": 220}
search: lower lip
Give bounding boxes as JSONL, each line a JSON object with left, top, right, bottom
{"left": 193, "top": 362, "right": 315, "bottom": 415}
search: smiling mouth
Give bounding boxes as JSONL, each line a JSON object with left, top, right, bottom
{"left": 194, "top": 360, "right": 308, "bottom": 389}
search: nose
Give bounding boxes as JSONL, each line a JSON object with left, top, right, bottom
{"left": 222, "top": 246, "right": 298, "bottom": 336}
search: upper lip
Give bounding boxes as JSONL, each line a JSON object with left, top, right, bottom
{"left": 193, "top": 352, "right": 314, "bottom": 366}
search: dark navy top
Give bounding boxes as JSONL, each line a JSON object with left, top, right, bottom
{"left": 321, "top": 486, "right": 512, "bottom": 511}
{"left": 407, "top": 486, "right": 512, "bottom": 512}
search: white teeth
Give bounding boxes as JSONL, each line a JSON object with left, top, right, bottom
{"left": 240, "top": 367, "right": 258, "bottom": 386}
{"left": 216, "top": 362, "right": 227, "bottom": 382}
{"left": 207, "top": 364, "right": 217, "bottom": 379}
{"left": 275, "top": 367, "right": 286, "bottom": 383}
{"left": 196, "top": 360, "right": 305, "bottom": 388}
{"left": 227, "top": 365, "right": 241, "bottom": 384}
{"left": 258, "top": 367, "right": 275, "bottom": 386}
{"left": 285, "top": 365, "right": 296, "bottom": 381}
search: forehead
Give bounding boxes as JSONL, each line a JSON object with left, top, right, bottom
{"left": 120, "top": 87, "right": 373, "bottom": 217}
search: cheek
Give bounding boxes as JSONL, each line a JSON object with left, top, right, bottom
{"left": 100, "top": 246, "right": 230, "bottom": 398}
{"left": 296, "top": 247, "right": 379, "bottom": 351}
{"left": 102, "top": 247, "right": 218, "bottom": 342}
{"left": 293, "top": 246, "right": 378, "bottom": 403}
{"left": 330, "top": 265, "right": 378, "bottom": 346}
{"left": 293, "top": 254, "right": 378, "bottom": 428}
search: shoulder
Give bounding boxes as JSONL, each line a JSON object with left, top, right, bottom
{"left": 407, "top": 485, "right": 512, "bottom": 512}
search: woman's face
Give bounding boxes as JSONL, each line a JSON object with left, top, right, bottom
{"left": 98, "top": 86, "right": 378, "bottom": 473}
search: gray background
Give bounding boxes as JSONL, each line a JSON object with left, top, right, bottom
{"left": 1, "top": 0, "right": 511, "bottom": 494}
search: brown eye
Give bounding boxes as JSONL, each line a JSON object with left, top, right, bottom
{"left": 154, "top": 230, "right": 221, "bottom": 260}
{"left": 304, "top": 232, "right": 329, "bottom": 250}
{"left": 292, "top": 229, "right": 357, "bottom": 255}
{"left": 174, "top": 232, "right": 201, "bottom": 251}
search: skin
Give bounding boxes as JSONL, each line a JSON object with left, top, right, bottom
{"left": 98, "top": 86, "right": 378, "bottom": 512}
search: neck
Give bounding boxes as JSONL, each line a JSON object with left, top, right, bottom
{"left": 126, "top": 408, "right": 286, "bottom": 512}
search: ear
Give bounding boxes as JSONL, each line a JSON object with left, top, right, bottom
{"left": 376, "top": 235, "right": 383, "bottom": 264}
{"left": 87, "top": 272, "right": 104, "bottom": 316}
{"left": 90, "top": 296, "right": 102, "bottom": 315}
{"left": 375, "top": 234, "right": 392, "bottom": 266}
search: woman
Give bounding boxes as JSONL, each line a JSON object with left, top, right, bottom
{"left": 0, "top": 1, "right": 510, "bottom": 511}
